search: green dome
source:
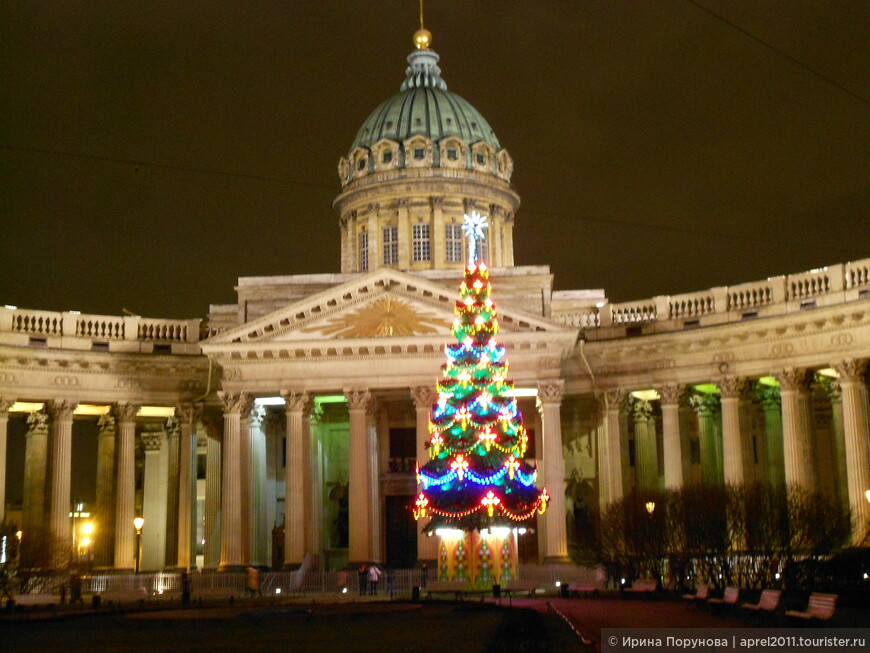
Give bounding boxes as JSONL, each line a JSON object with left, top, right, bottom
{"left": 349, "top": 49, "right": 502, "bottom": 153}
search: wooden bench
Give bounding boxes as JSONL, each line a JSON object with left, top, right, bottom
{"left": 785, "top": 593, "right": 837, "bottom": 621}
{"left": 9, "top": 593, "right": 58, "bottom": 608}
{"left": 99, "top": 587, "right": 149, "bottom": 606}
{"left": 741, "top": 589, "right": 781, "bottom": 615}
{"left": 192, "top": 587, "right": 241, "bottom": 603}
{"left": 682, "top": 583, "right": 709, "bottom": 603}
{"left": 566, "top": 579, "right": 603, "bottom": 598}
{"left": 502, "top": 579, "right": 539, "bottom": 602}
{"left": 425, "top": 580, "right": 466, "bottom": 600}
{"left": 622, "top": 579, "right": 656, "bottom": 596}
{"left": 708, "top": 586, "right": 739, "bottom": 609}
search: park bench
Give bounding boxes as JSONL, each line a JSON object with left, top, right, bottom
{"left": 99, "top": 587, "right": 149, "bottom": 607}
{"left": 622, "top": 579, "right": 656, "bottom": 597}
{"left": 741, "top": 589, "right": 781, "bottom": 616}
{"left": 708, "top": 586, "right": 739, "bottom": 610}
{"left": 192, "top": 586, "right": 241, "bottom": 603}
{"left": 425, "top": 580, "right": 473, "bottom": 600}
{"left": 501, "top": 579, "right": 540, "bottom": 602}
{"left": 566, "top": 578, "right": 604, "bottom": 598}
{"left": 681, "top": 583, "right": 709, "bottom": 604}
{"left": 9, "top": 593, "right": 58, "bottom": 609}
{"left": 785, "top": 593, "right": 837, "bottom": 622}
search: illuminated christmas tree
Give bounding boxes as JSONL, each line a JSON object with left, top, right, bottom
{"left": 415, "top": 211, "right": 549, "bottom": 541}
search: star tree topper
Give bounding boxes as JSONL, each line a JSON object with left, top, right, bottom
{"left": 462, "top": 210, "right": 488, "bottom": 264}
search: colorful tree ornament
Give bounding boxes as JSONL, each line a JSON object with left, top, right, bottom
{"left": 414, "top": 212, "right": 548, "bottom": 532}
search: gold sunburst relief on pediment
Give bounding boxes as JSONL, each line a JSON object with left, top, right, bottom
{"left": 301, "top": 296, "right": 450, "bottom": 338}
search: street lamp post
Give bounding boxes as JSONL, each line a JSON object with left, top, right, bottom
{"left": 133, "top": 517, "right": 144, "bottom": 574}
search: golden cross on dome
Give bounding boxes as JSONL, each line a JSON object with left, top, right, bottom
{"left": 413, "top": 0, "right": 432, "bottom": 50}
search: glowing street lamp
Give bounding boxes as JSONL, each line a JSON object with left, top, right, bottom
{"left": 133, "top": 517, "right": 144, "bottom": 573}
{"left": 645, "top": 501, "right": 655, "bottom": 515}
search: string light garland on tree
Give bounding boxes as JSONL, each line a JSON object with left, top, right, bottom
{"left": 414, "top": 211, "right": 549, "bottom": 532}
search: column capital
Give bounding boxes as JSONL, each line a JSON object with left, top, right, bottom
{"left": 0, "top": 397, "right": 16, "bottom": 416}
{"left": 97, "top": 413, "right": 116, "bottom": 433}
{"left": 116, "top": 402, "right": 140, "bottom": 423}
{"left": 755, "top": 384, "right": 781, "bottom": 409}
{"left": 600, "top": 388, "right": 628, "bottom": 411}
{"left": 834, "top": 359, "right": 868, "bottom": 384}
{"left": 165, "top": 415, "right": 181, "bottom": 436}
{"left": 537, "top": 379, "right": 565, "bottom": 404}
{"left": 280, "top": 390, "right": 311, "bottom": 414}
{"left": 217, "top": 391, "right": 253, "bottom": 415}
{"left": 430, "top": 196, "right": 444, "bottom": 210}
{"left": 27, "top": 409, "right": 50, "bottom": 430}
{"left": 631, "top": 397, "right": 653, "bottom": 421}
{"left": 49, "top": 399, "right": 78, "bottom": 421}
{"left": 344, "top": 389, "right": 372, "bottom": 411}
{"left": 657, "top": 383, "right": 686, "bottom": 406}
{"left": 367, "top": 201, "right": 380, "bottom": 214}
{"left": 395, "top": 197, "right": 409, "bottom": 209}
{"left": 689, "top": 392, "right": 720, "bottom": 416}
{"left": 776, "top": 368, "right": 811, "bottom": 392}
{"left": 410, "top": 385, "right": 437, "bottom": 409}
{"left": 142, "top": 432, "right": 163, "bottom": 451}
{"left": 717, "top": 376, "right": 749, "bottom": 400}
{"left": 249, "top": 403, "right": 266, "bottom": 428}
{"left": 175, "top": 402, "right": 197, "bottom": 425}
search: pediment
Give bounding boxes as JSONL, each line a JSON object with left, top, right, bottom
{"left": 206, "top": 268, "right": 569, "bottom": 345}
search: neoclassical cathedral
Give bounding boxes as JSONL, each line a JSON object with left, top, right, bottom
{"left": 1, "top": 28, "right": 868, "bottom": 573}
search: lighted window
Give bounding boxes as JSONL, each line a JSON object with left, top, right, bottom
{"left": 412, "top": 223, "right": 430, "bottom": 262}
{"left": 358, "top": 231, "right": 369, "bottom": 271}
{"left": 383, "top": 226, "right": 398, "bottom": 265}
{"left": 446, "top": 148, "right": 458, "bottom": 161}
{"left": 413, "top": 147, "right": 425, "bottom": 160}
{"left": 445, "top": 223, "right": 463, "bottom": 262}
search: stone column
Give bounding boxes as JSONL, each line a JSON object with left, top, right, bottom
{"left": 599, "top": 390, "right": 626, "bottom": 509}
{"left": 537, "top": 380, "right": 569, "bottom": 563}
{"left": 367, "top": 399, "right": 383, "bottom": 563}
{"left": 718, "top": 377, "right": 748, "bottom": 485}
{"left": 281, "top": 391, "right": 310, "bottom": 568}
{"left": 777, "top": 369, "right": 814, "bottom": 490}
{"left": 346, "top": 389, "right": 373, "bottom": 564}
{"left": 175, "top": 404, "right": 197, "bottom": 569}
{"left": 141, "top": 431, "right": 166, "bottom": 571}
{"left": 757, "top": 385, "right": 785, "bottom": 487}
{"left": 163, "top": 416, "right": 180, "bottom": 567}
{"left": 94, "top": 414, "right": 116, "bottom": 566}
{"left": 690, "top": 393, "right": 722, "bottom": 486}
{"left": 48, "top": 400, "right": 77, "bottom": 559}
{"left": 657, "top": 385, "right": 685, "bottom": 489}
{"left": 264, "top": 410, "right": 283, "bottom": 565}
{"left": 23, "top": 410, "right": 49, "bottom": 535}
{"left": 631, "top": 397, "right": 657, "bottom": 491}
{"left": 834, "top": 360, "right": 870, "bottom": 545}
{"left": 250, "top": 404, "right": 268, "bottom": 566}
{"left": 431, "top": 197, "right": 445, "bottom": 265}
{"left": 306, "top": 405, "right": 324, "bottom": 557}
{"left": 218, "top": 392, "right": 251, "bottom": 570}
{"left": 820, "top": 378, "right": 850, "bottom": 513}
{"left": 396, "top": 198, "right": 410, "bottom": 268}
{"left": 367, "top": 203, "right": 380, "bottom": 268}
{"left": 203, "top": 410, "right": 222, "bottom": 569}
{"left": 239, "top": 406, "right": 253, "bottom": 565}
{"left": 114, "top": 403, "right": 139, "bottom": 569}
{"left": 412, "top": 385, "right": 439, "bottom": 563}
{"left": 0, "top": 398, "right": 15, "bottom": 524}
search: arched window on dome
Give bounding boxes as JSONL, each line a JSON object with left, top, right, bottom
{"left": 403, "top": 136, "right": 432, "bottom": 168}
{"left": 439, "top": 137, "right": 466, "bottom": 170}
{"left": 471, "top": 142, "right": 495, "bottom": 174}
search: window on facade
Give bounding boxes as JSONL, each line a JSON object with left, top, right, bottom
{"left": 358, "top": 158, "right": 366, "bottom": 170}
{"left": 413, "top": 147, "right": 425, "bottom": 160}
{"left": 381, "top": 150, "right": 392, "bottom": 164}
{"left": 445, "top": 223, "right": 463, "bottom": 262}
{"left": 383, "top": 226, "right": 398, "bottom": 265}
{"left": 358, "top": 231, "right": 369, "bottom": 271}
{"left": 476, "top": 238, "right": 489, "bottom": 264}
{"left": 475, "top": 152, "right": 486, "bottom": 165}
{"left": 446, "top": 148, "right": 458, "bottom": 161}
{"left": 412, "top": 223, "right": 431, "bottom": 262}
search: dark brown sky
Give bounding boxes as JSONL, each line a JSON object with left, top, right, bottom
{"left": 2, "top": 1, "right": 868, "bottom": 319}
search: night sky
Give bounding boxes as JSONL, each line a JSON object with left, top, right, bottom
{"left": 2, "top": 1, "right": 868, "bottom": 320}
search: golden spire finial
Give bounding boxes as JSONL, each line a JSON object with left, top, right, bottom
{"left": 413, "top": 0, "right": 432, "bottom": 50}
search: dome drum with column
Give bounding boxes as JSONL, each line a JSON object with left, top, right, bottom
{"left": 334, "top": 40, "right": 519, "bottom": 275}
